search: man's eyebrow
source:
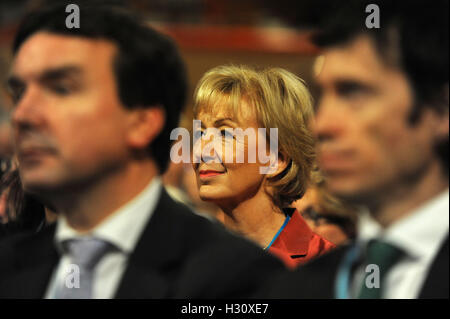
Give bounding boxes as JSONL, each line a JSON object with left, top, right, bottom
{"left": 38, "top": 65, "right": 83, "bottom": 82}
{"left": 6, "top": 66, "right": 83, "bottom": 89}
{"left": 334, "top": 78, "right": 375, "bottom": 92}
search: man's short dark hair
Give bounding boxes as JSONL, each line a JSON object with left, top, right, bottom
{"left": 12, "top": 3, "right": 187, "bottom": 173}
{"left": 269, "top": 0, "right": 449, "bottom": 172}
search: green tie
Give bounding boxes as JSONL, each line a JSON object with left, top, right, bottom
{"left": 357, "top": 239, "right": 404, "bottom": 299}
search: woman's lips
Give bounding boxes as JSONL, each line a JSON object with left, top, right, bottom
{"left": 198, "top": 170, "right": 225, "bottom": 179}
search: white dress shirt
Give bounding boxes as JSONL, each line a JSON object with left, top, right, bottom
{"left": 45, "top": 177, "right": 162, "bottom": 299}
{"left": 351, "top": 189, "right": 449, "bottom": 299}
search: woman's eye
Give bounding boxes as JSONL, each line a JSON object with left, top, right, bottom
{"left": 221, "top": 129, "right": 234, "bottom": 140}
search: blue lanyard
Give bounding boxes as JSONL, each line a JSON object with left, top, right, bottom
{"left": 265, "top": 214, "right": 291, "bottom": 250}
{"left": 334, "top": 243, "right": 361, "bottom": 299}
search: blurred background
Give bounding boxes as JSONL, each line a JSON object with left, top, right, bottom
{"left": 0, "top": 0, "right": 320, "bottom": 120}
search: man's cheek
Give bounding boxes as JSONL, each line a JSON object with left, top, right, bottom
{"left": 356, "top": 138, "right": 388, "bottom": 176}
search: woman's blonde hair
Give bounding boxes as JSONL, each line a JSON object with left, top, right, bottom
{"left": 193, "top": 65, "right": 315, "bottom": 208}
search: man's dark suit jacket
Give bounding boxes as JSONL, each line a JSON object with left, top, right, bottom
{"left": 0, "top": 189, "right": 283, "bottom": 298}
{"left": 264, "top": 236, "right": 449, "bottom": 299}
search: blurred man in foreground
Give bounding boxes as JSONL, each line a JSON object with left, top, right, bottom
{"left": 266, "top": 0, "right": 448, "bottom": 298}
{"left": 0, "top": 4, "right": 281, "bottom": 298}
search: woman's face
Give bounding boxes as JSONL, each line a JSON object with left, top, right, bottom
{"left": 192, "top": 100, "right": 269, "bottom": 209}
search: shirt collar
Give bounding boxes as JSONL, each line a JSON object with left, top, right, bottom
{"left": 54, "top": 177, "right": 162, "bottom": 254}
{"left": 357, "top": 189, "right": 449, "bottom": 260}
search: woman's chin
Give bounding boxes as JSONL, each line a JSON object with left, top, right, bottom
{"left": 198, "top": 192, "right": 223, "bottom": 203}
{"left": 198, "top": 186, "right": 229, "bottom": 204}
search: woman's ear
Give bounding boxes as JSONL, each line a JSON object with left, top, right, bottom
{"left": 126, "top": 106, "right": 166, "bottom": 150}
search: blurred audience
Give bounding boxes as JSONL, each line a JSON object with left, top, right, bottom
{"left": 0, "top": 0, "right": 445, "bottom": 301}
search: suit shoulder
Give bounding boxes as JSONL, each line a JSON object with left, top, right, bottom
{"left": 265, "top": 244, "right": 352, "bottom": 298}
{"left": 169, "top": 198, "right": 279, "bottom": 250}
{"left": 162, "top": 196, "right": 247, "bottom": 244}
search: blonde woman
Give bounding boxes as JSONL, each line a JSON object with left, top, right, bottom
{"left": 192, "top": 65, "right": 335, "bottom": 268}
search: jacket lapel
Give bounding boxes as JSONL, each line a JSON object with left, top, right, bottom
{"left": 419, "top": 235, "right": 449, "bottom": 299}
{"left": 114, "top": 189, "right": 186, "bottom": 299}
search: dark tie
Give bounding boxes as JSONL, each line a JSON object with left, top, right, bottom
{"left": 54, "top": 237, "right": 113, "bottom": 299}
{"left": 357, "top": 239, "right": 405, "bottom": 299}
